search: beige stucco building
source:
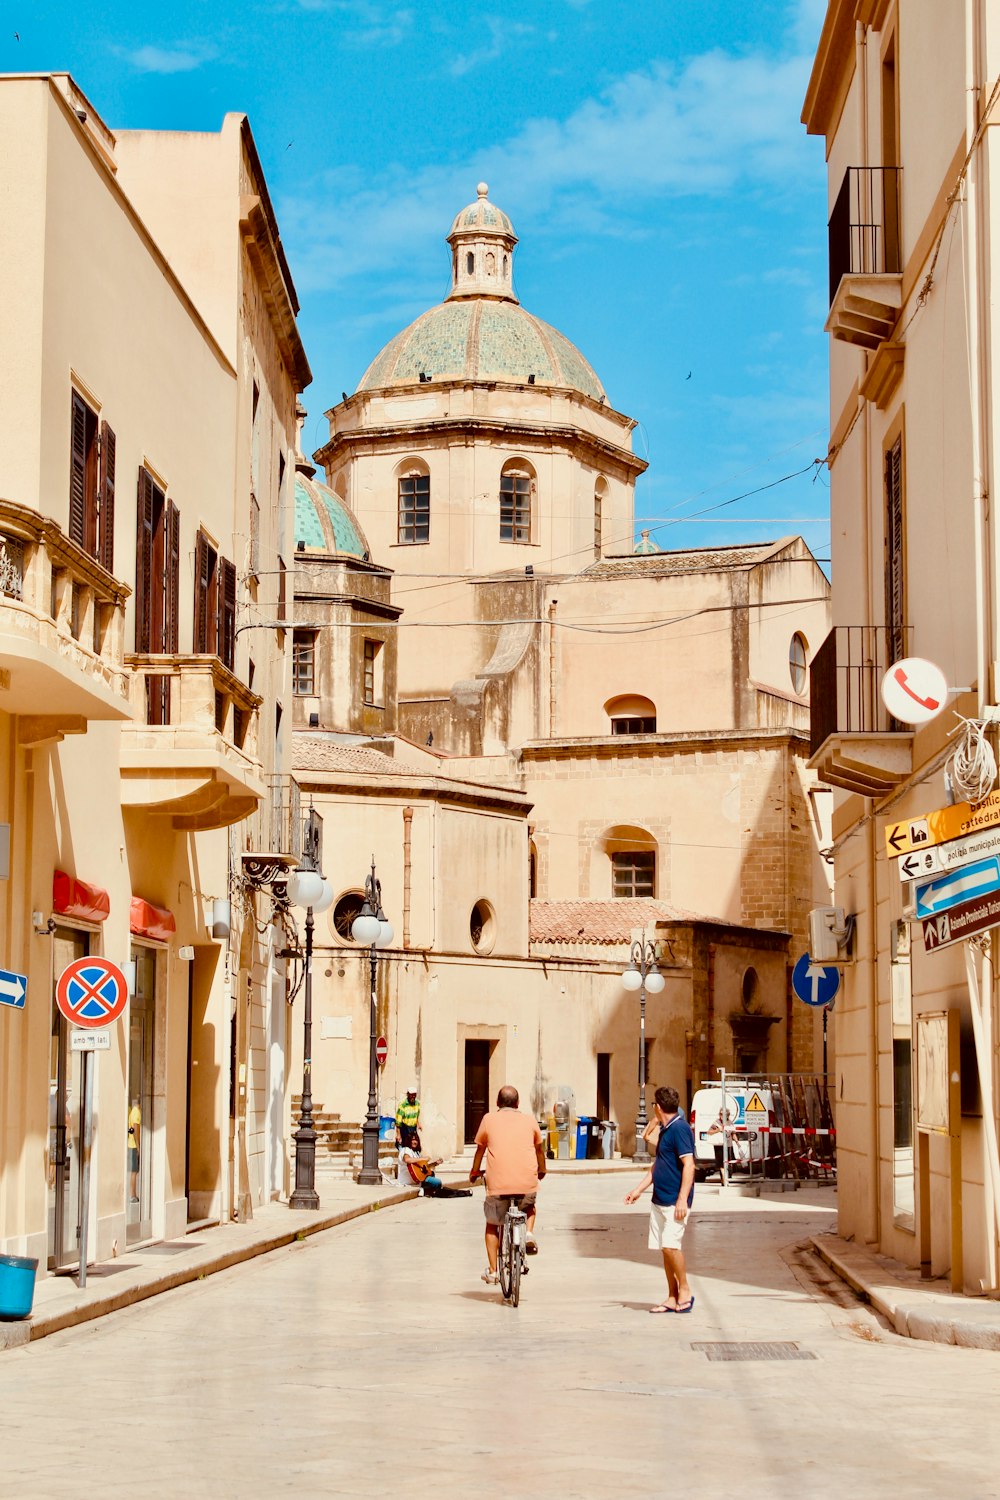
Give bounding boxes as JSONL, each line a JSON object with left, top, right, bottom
{"left": 0, "top": 75, "right": 308, "bottom": 1272}
{"left": 289, "top": 187, "right": 833, "bottom": 1160}
{"left": 804, "top": 1, "right": 1000, "bottom": 1290}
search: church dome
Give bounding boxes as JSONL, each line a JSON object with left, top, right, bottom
{"left": 294, "top": 473, "right": 370, "bottom": 558}
{"left": 356, "top": 184, "right": 605, "bottom": 403}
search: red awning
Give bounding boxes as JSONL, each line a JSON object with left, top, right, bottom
{"left": 129, "top": 896, "right": 176, "bottom": 943}
{"left": 52, "top": 870, "right": 110, "bottom": 924}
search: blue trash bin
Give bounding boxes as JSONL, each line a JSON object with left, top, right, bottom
{"left": 576, "top": 1116, "right": 594, "bottom": 1160}
{"left": 0, "top": 1254, "right": 38, "bottom": 1321}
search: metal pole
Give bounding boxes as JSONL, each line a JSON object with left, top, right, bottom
{"left": 290, "top": 906, "right": 319, "bottom": 1209}
{"left": 357, "top": 944, "right": 382, "bottom": 1184}
{"left": 77, "top": 1049, "right": 94, "bottom": 1289}
{"left": 632, "top": 941, "right": 651, "bottom": 1164}
{"left": 721, "top": 1065, "right": 729, "bottom": 1189}
{"left": 822, "top": 1006, "right": 829, "bottom": 1082}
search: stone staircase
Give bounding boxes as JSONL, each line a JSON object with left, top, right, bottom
{"left": 291, "top": 1097, "right": 395, "bottom": 1179}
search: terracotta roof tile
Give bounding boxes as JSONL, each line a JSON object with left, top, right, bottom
{"left": 529, "top": 898, "right": 711, "bottom": 944}
{"left": 583, "top": 539, "right": 791, "bottom": 579}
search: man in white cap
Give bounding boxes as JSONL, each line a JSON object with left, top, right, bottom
{"left": 395, "top": 1087, "right": 421, "bottom": 1151}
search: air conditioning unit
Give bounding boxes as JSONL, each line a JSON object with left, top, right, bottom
{"left": 809, "top": 905, "right": 854, "bottom": 963}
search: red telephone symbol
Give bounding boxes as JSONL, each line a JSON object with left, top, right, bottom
{"left": 893, "top": 667, "right": 940, "bottom": 712}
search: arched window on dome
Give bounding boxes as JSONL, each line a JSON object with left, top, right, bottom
{"left": 500, "top": 458, "right": 536, "bottom": 544}
{"left": 466, "top": 251, "right": 475, "bottom": 275}
{"left": 605, "top": 694, "right": 657, "bottom": 735}
{"left": 397, "top": 458, "right": 430, "bottom": 545}
{"left": 485, "top": 251, "right": 496, "bottom": 277}
{"left": 503, "top": 254, "right": 509, "bottom": 280}
{"left": 594, "top": 476, "right": 608, "bottom": 559}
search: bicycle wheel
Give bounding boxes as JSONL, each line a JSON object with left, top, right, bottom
{"left": 498, "top": 1213, "right": 513, "bottom": 1299}
{"left": 509, "top": 1237, "right": 522, "bottom": 1307}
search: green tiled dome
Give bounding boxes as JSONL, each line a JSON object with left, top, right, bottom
{"left": 357, "top": 300, "right": 605, "bottom": 401}
{"left": 450, "top": 183, "right": 515, "bottom": 237}
{"left": 294, "top": 474, "right": 369, "bottom": 558}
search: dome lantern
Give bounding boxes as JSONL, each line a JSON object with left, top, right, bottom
{"left": 446, "top": 183, "right": 518, "bottom": 304}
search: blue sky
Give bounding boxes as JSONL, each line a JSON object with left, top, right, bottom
{"left": 5, "top": 0, "right": 831, "bottom": 561}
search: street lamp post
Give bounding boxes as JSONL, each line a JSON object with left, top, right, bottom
{"left": 352, "top": 858, "right": 394, "bottom": 1186}
{"left": 287, "top": 865, "right": 334, "bottom": 1209}
{"left": 621, "top": 935, "right": 665, "bottom": 1164}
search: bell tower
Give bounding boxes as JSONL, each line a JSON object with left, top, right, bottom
{"left": 446, "top": 183, "right": 518, "bottom": 303}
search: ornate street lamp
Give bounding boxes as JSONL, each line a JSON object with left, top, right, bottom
{"left": 621, "top": 935, "right": 665, "bottom": 1163}
{"left": 286, "top": 864, "right": 334, "bottom": 1209}
{"left": 352, "top": 857, "right": 394, "bottom": 1185}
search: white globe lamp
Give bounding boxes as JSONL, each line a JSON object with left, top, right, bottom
{"left": 286, "top": 868, "right": 325, "bottom": 909}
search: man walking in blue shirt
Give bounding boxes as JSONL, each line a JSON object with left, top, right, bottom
{"left": 625, "top": 1085, "right": 696, "bottom": 1314}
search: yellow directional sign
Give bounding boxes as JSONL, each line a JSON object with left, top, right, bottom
{"left": 744, "top": 1091, "right": 768, "bottom": 1114}
{"left": 884, "top": 790, "right": 1000, "bottom": 860}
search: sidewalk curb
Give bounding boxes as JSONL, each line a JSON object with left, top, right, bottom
{"left": 24, "top": 1187, "right": 419, "bottom": 1345}
{"left": 811, "top": 1234, "right": 1000, "bottom": 1351}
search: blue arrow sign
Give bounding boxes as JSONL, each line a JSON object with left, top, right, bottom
{"left": 914, "top": 856, "right": 1000, "bottom": 919}
{"left": 792, "top": 953, "right": 840, "bottom": 1008}
{"left": 0, "top": 968, "right": 27, "bottom": 1010}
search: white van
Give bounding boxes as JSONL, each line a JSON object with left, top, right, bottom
{"left": 688, "top": 1082, "right": 774, "bottom": 1181}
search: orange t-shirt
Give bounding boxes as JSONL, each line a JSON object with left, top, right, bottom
{"left": 475, "top": 1109, "right": 543, "bottom": 1194}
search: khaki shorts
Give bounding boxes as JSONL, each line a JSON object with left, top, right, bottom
{"left": 648, "top": 1202, "right": 690, "bottom": 1251}
{"left": 484, "top": 1193, "right": 536, "bottom": 1225}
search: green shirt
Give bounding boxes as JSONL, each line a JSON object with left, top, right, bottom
{"left": 396, "top": 1098, "right": 420, "bottom": 1128}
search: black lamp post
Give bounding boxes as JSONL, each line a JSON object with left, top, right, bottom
{"left": 352, "top": 858, "right": 393, "bottom": 1185}
{"left": 286, "top": 862, "right": 332, "bottom": 1209}
{"left": 621, "top": 935, "right": 665, "bottom": 1163}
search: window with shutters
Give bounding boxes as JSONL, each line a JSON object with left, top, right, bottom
{"left": 363, "top": 639, "right": 384, "bottom": 706}
{"left": 884, "top": 434, "right": 905, "bottom": 663}
{"left": 594, "top": 477, "right": 607, "bottom": 560}
{"left": 500, "top": 461, "right": 535, "bottom": 543}
{"left": 135, "top": 468, "right": 180, "bottom": 724}
{"left": 194, "top": 530, "right": 236, "bottom": 671}
{"left": 69, "top": 392, "right": 116, "bottom": 571}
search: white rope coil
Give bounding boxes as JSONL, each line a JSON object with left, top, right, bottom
{"left": 947, "top": 715, "right": 998, "bottom": 804}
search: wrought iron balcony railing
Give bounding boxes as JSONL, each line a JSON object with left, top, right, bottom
{"left": 810, "top": 625, "right": 912, "bottom": 755}
{"left": 828, "top": 167, "right": 902, "bottom": 305}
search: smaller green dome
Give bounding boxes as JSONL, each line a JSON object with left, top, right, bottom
{"left": 294, "top": 473, "right": 370, "bottom": 558}
{"left": 449, "top": 183, "right": 515, "bottom": 238}
{"left": 634, "top": 529, "right": 660, "bottom": 555}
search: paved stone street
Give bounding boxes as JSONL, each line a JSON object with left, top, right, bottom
{"left": 5, "top": 1176, "right": 1000, "bottom": 1499}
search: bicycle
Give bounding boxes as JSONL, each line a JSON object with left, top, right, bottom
{"left": 498, "top": 1196, "right": 529, "bottom": 1306}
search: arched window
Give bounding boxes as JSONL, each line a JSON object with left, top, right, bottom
{"left": 500, "top": 459, "right": 535, "bottom": 543}
{"left": 397, "top": 459, "right": 430, "bottom": 544}
{"left": 466, "top": 251, "right": 475, "bottom": 275}
{"left": 503, "top": 254, "right": 509, "bottom": 279}
{"left": 789, "top": 632, "right": 809, "bottom": 695}
{"left": 528, "top": 840, "right": 538, "bottom": 898}
{"left": 605, "top": 694, "right": 657, "bottom": 735}
{"left": 485, "top": 251, "right": 496, "bottom": 276}
{"left": 594, "top": 476, "right": 608, "bottom": 559}
{"left": 597, "top": 825, "right": 657, "bottom": 898}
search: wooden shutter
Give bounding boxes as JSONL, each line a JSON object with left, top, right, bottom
{"left": 194, "top": 531, "right": 210, "bottom": 653}
{"left": 98, "top": 421, "right": 116, "bottom": 575}
{"left": 165, "top": 501, "right": 180, "bottom": 653}
{"left": 135, "top": 468, "right": 155, "bottom": 652}
{"left": 70, "top": 393, "right": 88, "bottom": 548}
{"left": 885, "top": 436, "right": 905, "bottom": 662}
{"left": 219, "top": 556, "right": 236, "bottom": 670}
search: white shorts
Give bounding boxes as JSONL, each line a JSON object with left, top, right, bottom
{"left": 648, "top": 1202, "right": 690, "bottom": 1251}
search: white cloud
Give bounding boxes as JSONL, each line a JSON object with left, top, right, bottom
{"left": 281, "top": 39, "right": 819, "bottom": 297}
{"left": 124, "top": 42, "right": 217, "bottom": 74}
{"left": 291, "top": 0, "right": 414, "bottom": 44}
{"left": 449, "top": 18, "right": 534, "bottom": 78}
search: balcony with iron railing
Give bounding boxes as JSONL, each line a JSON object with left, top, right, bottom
{"left": 826, "top": 167, "right": 903, "bottom": 352}
{"left": 808, "top": 626, "right": 913, "bottom": 796}
{"left": 0, "top": 497, "right": 131, "bottom": 738}
{"left": 240, "top": 772, "right": 304, "bottom": 884}
{"left": 120, "top": 654, "right": 265, "bottom": 831}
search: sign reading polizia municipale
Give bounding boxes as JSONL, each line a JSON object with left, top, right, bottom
{"left": 880, "top": 657, "right": 949, "bottom": 726}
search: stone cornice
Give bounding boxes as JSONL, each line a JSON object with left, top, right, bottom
{"left": 801, "top": 0, "right": 856, "bottom": 142}
{"left": 518, "top": 727, "right": 809, "bottom": 762}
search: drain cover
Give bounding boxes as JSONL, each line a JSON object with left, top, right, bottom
{"left": 691, "top": 1342, "right": 816, "bottom": 1362}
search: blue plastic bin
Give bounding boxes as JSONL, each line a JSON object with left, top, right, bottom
{"left": 575, "top": 1116, "right": 595, "bottom": 1160}
{"left": 0, "top": 1254, "right": 38, "bottom": 1321}
{"left": 378, "top": 1115, "right": 395, "bottom": 1142}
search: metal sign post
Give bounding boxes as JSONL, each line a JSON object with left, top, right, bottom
{"left": 720, "top": 1067, "right": 728, "bottom": 1188}
{"left": 77, "top": 1047, "right": 95, "bottom": 1290}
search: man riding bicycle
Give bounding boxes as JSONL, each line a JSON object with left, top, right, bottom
{"left": 469, "top": 1084, "right": 546, "bottom": 1284}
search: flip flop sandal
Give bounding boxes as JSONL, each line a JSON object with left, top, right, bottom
{"left": 675, "top": 1296, "right": 696, "bottom": 1314}
{"left": 649, "top": 1303, "right": 676, "bottom": 1314}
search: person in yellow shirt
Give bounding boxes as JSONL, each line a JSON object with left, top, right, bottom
{"left": 395, "top": 1088, "right": 421, "bottom": 1150}
{"left": 127, "top": 1100, "right": 141, "bottom": 1203}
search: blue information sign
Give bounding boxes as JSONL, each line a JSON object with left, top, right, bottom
{"left": 791, "top": 953, "right": 840, "bottom": 1009}
{"left": 0, "top": 968, "right": 27, "bottom": 1010}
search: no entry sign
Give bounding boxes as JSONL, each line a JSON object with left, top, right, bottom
{"left": 55, "top": 956, "right": 129, "bottom": 1029}
{"left": 375, "top": 1036, "right": 388, "bottom": 1068}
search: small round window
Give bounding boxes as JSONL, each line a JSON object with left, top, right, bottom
{"left": 470, "top": 899, "right": 496, "bottom": 955}
{"left": 789, "top": 632, "right": 808, "bottom": 695}
{"left": 332, "top": 891, "right": 365, "bottom": 943}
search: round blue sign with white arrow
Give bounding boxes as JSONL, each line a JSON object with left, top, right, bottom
{"left": 792, "top": 953, "right": 840, "bottom": 1009}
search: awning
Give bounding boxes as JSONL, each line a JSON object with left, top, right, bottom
{"left": 52, "top": 870, "right": 110, "bottom": 924}
{"left": 129, "top": 896, "right": 176, "bottom": 943}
